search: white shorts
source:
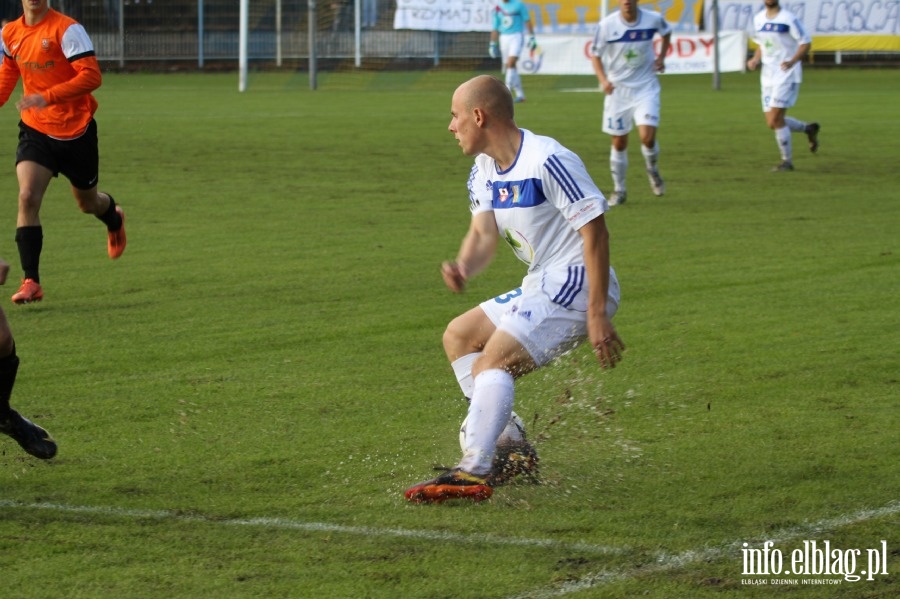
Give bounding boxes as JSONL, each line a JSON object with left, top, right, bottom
{"left": 499, "top": 32, "right": 525, "bottom": 60}
{"left": 762, "top": 81, "right": 799, "bottom": 111}
{"left": 479, "top": 267, "right": 620, "bottom": 367}
{"left": 602, "top": 82, "right": 661, "bottom": 135}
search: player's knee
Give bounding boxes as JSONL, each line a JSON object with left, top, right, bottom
{"left": 442, "top": 321, "right": 470, "bottom": 358}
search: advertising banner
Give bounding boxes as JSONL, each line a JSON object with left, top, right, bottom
{"left": 394, "top": 0, "right": 704, "bottom": 33}
{"left": 710, "top": 0, "right": 900, "bottom": 51}
{"left": 519, "top": 30, "right": 748, "bottom": 75}
{"left": 395, "top": 0, "right": 898, "bottom": 52}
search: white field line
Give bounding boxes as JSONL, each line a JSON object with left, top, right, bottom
{"left": 505, "top": 500, "right": 900, "bottom": 599}
{"left": 3, "top": 498, "right": 896, "bottom": 596}
{"left": 0, "top": 499, "right": 625, "bottom": 555}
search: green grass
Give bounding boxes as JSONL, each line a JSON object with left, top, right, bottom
{"left": 0, "top": 68, "right": 897, "bottom": 598}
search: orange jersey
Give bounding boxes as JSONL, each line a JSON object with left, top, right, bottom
{"left": 0, "top": 8, "right": 101, "bottom": 139}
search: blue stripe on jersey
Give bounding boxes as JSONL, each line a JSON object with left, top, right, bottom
{"left": 492, "top": 179, "right": 546, "bottom": 209}
{"left": 552, "top": 266, "right": 585, "bottom": 308}
{"left": 609, "top": 28, "right": 657, "bottom": 43}
{"left": 760, "top": 23, "right": 790, "bottom": 33}
{"left": 545, "top": 155, "right": 584, "bottom": 203}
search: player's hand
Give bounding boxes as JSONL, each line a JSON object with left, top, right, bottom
{"left": 589, "top": 314, "right": 624, "bottom": 369}
{"left": 0, "top": 259, "right": 9, "bottom": 286}
{"left": 16, "top": 94, "right": 47, "bottom": 112}
{"left": 780, "top": 59, "right": 795, "bottom": 71}
{"left": 527, "top": 36, "right": 538, "bottom": 51}
{"left": 747, "top": 57, "right": 760, "bottom": 71}
{"left": 599, "top": 79, "right": 614, "bottom": 95}
{"left": 488, "top": 41, "right": 500, "bottom": 59}
{"left": 441, "top": 261, "right": 467, "bottom": 293}
{"left": 654, "top": 56, "right": 666, "bottom": 73}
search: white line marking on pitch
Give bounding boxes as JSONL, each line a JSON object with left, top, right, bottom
{"left": 505, "top": 500, "right": 900, "bottom": 598}
{"left": 0, "top": 499, "right": 625, "bottom": 555}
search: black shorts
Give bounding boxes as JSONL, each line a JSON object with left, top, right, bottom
{"left": 16, "top": 119, "right": 100, "bottom": 190}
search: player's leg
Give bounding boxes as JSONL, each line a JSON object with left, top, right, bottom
{"left": 635, "top": 87, "right": 664, "bottom": 196}
{"left": 766, "top": 107, "right": 792, "bottom": 170}
{"left": 62, "top": 121, "right": 126, "bottom": 258}
{"left": 501, "top": 34, "right": 525, "bottom": 101}
{"left": 0, "top": 305, "right": 57, "bottom": 459}
{"left": 784, "top": 116, "right": 807, "bottom": 133}
{"left": 445, "top": 302, "right": 527, "bottom": 451}
{"left": 406, "top": 314, "right": 507, "bottom": 502}
{"left": 608, "top": 135, "right": 629, "bottom": 205}
{"left": 508, "top": 56, "right": 524, "bottom": 102}
{"left": 407, "top": 295, "right": 535, "bottom": 503}
{"left": 602, "top": 93, "right": 632, "bottom": 205}
{"left": 70, "top": 186, "right": 126, "bottom": 259}
{"left": 12, "top": 161, "right": 52, "bottom": 304}
{"left": 785, "top": 116, "right": 819, "bottom": 153}
{"left": 638, "top": 125, "right": 664, "bottom": 196}
{"left": 443, "top": 328, "right": 534, "bottom": 480}
{"left": 764, "top": 82, "right": 797, "bottom": 171}
{"left": 461, "top": 275, "right": 611, "bottom": 480}
{"left": 444, "top": 304, "right": 495, "bottom": 395}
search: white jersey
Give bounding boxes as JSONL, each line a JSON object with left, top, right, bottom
{"left": 590, "top": 8, "right": 671, "bottom": 90}
{"left": 751, "top": 7, "right": 810, "bottom": 86}
{"left": 467, "top": 129, "right": 608, "bottom": 287}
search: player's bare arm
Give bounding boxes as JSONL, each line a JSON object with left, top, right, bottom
{"left": 591, "top": 55, "right": 614, "bottom": 94}
{"left": 443, "top": 211, "right": 499, "bottom": 293}
{"left": 655, "top": 33, "right": 671, "bottom": 73}
{"left": 781, "top": 42, "right": 810, "bottom": 70}
{"left": 580, "top": 215, "right": 624, "bottom": 368}
{"left": 747, "top": 48, "right": 762, "bottom": 70}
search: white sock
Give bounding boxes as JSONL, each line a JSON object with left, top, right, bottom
{"left": 610, "top": 148, "right": 628, "bottom": 192}
{"left": 784, "top": 116, "right": 806, "bottom": 133}
{"left": 458, "top": 369, "right": 515, "bottom": 476}
{"left": 452, "top": 352, "right": 524, "bottom": 444}
{"left": 505, "top": 68, "right": 515, "bottom": 93}
{"left": 641, "top": 141, "right": 659, "bottom": 170}
{"left": 775, "top": 126, "right": 792, "bottom": 162}
{"left": 451, "top": 352, "right": 480, "bottom": 399}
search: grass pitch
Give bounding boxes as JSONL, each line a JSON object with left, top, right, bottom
{"left": 0, "top": 68, "right": 897, "bottom": 598}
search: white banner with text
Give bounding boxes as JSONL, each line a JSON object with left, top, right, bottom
{"left": 519, "top": 31, "right": 747, "bottom": 76}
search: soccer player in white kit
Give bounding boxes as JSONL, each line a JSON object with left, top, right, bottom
{"left": 747, "top": 0, "right": 820, "bottom": 171}
{"left": 590, "top": 0, "right": 671, "bottom": 206}
{"left": 405, "top": 75, "right": 625, "bottom": 504}
{"left": 489, "top": 0, "right": 536, "bottom": 103}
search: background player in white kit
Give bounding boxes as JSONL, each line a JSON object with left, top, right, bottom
{"left": 747, "top": 0, "right": 820, "bottom": 172}
{"left": 489, "top": 0, "right": 536, "bottom": 103}
{"left": 405, "top": 75, "right": 625, "bottom": 504}
{"left": 590, "top": 0, "right": 671, "bottom": 206}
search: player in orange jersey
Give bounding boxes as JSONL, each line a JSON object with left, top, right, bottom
{"left": 0, "top": 0, "right": 126, "bottom": 304}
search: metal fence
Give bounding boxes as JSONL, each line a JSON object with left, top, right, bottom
{"left": 26, "top": 0, "right": 489, "bottom": 68}
{"left": 9, "top": 2, "right": 895, "bottom": 69}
